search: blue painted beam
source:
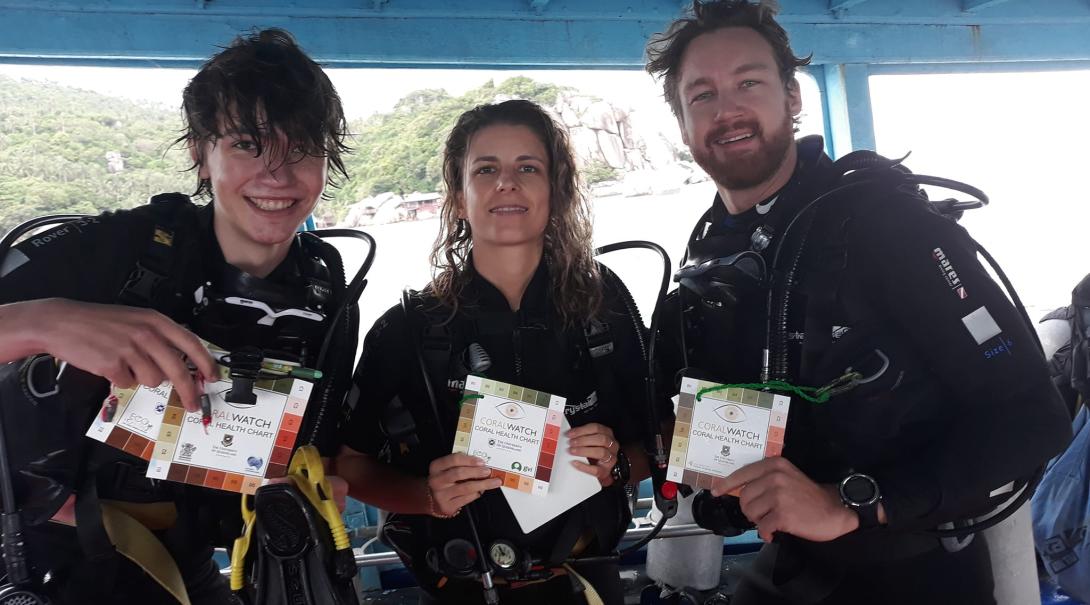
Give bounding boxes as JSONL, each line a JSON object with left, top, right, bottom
{"left": 870, "top": 60, "right": 1090, "bottom": 75}
{"left": 821, "top": 63, "right": 875, "bottom": 157}
{"left": 1, "top": 1, "right": 1089, "bottom": 68}
{"left": 962, "top": 0, "right": 1015, "bottom": 12}
{"left": 829, "top": 0, "right": 871, "bottom": 12}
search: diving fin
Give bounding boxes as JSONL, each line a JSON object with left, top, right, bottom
{"left": 232, "top": 445, "right": 359, "bottom": 605}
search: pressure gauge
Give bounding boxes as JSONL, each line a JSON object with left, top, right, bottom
{"left": 488, "top": 540, "right": 519, "bottom": 570}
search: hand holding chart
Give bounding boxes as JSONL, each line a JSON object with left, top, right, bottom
{"left": 452, "top": 375, "right": 566, "bottom": 496}
{"left": 667, "top": 376, "right": 790, "bottom": 496}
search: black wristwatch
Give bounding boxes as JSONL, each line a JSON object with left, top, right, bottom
{"left": 838, "top": 473, "right": 882, "bottom": 529}
{"left": 610, "top": 449, "right": 631, "bottom": 486}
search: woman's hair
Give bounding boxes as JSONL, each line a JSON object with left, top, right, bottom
{"left": 429, "top": 99, "right": 602, "bottom": 326}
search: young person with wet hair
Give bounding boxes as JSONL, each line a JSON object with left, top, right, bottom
{"left": 646, "top": 1, "right": 1070, "bottom": 603}
{"left": 336, "top": 99, "right": 654, "bottom": 604}
{"left": 0, "top": 28, "right": 356, "bottom": 603}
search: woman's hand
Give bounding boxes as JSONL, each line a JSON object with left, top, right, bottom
{"left": 426, "top": 453, "right": 502, "bottom": 517}
{"left": 567, "top": 422, "right": 620, "bottom": 487}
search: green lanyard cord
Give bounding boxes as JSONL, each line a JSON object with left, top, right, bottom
{"left": 459, "top": 394, "right": 484, "bottom": 407}
{"left": 694, "top": 371, "right": 863, "bottom": 405}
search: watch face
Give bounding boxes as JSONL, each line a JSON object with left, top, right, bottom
{"left": 843, "top": 475, "right": 878, "bottom": 505}
{"left": 489, "top": 541, "right": 518, "bottom": 569}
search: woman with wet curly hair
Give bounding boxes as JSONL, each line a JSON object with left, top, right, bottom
{"left": 338, "top": 99, "right": 655, "bottom": 604}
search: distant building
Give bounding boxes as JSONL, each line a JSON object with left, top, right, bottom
{"left": 340, "top": 191, "right": 441, "bottom": 227}
{"left": 401, "top": 192, "right": 441, "bottom": 221}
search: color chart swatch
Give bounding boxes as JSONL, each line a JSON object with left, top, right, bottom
{"left": 86, "top": 384, "right": 173, "bottom": 461}
{"left": 145, "top": 375, "right": 312, "bottom": 495}
{"left": 453, "top": 375, "right": 566, "bottom": 496}
{"left": 666, "top": 377, "right": 790, "bottom": 495}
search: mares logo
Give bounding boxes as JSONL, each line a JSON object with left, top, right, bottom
{"left": 932, "top": 248, "right": 968, "bottom": 300}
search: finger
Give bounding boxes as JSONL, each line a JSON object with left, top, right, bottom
{"left": 447, "top": 491, "right": 486, "bottom": 510}
{"left": 713, "top": 458, "right": 778, "bottom": 496}
{"left": 571, "top": 460, "right": 609, "bottom": 480}
{"left": 738, "top": 488, "right": 777, "bottom": 525}
{"left": 433, "top": 465, "right": 494, "bottom": 487}
{"left": 143, "top": 311, "right": 217, "bottom": 379}
{"left": 101, "top": 360, "right": 138, "bottom": 390}
{"left": 756, "top": 513, "right": 782, "bottom": 543}
{"left": 567, "top": 433, "right": 615, "bottom": 449}
{"left": 734, "top": 473, "right": 777, "bottom": 505}
{"left": 429, "top": 453, "right": 487, "bottom": 475}
{"left": 565, "top": 423, "right": 607, "bottom": 439}
{"left": 568, "top": 446, "right": 611, "bottom": 461}
{"left": 124, "top": 347, "right": 167, "bottom": 393}
{"left": 141, "top": 335, "right": 202, "bottom": 411}
{"left": 440, "top": 478, "right": 502, "bottom": 501}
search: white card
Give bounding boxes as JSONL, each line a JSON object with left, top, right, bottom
{"left": 501, "top": 417, "right": 602, "bottom": 533}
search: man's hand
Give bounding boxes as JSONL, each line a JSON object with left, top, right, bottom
{"left": 711, "top": 456, "right": 858, "bottom": 543}
{"left": 568, "top": 422, "right": 621, "bottom": 487}
{"left": 427, "top": 453, "right": 502, "bottom": 517}
{"left": 8, "top": 298, "right": 216, "bottom": 411}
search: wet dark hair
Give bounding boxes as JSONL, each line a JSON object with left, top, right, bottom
{"left": 646, "top": 0, "right": 812, "bottom": 118}
{"left": 177, "top": 28, "right": 349, "bottom": 198}
{"left": 430, "top": 99, "right": 601, "bottom": 327}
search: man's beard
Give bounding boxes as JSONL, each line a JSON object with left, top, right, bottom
{"left": 691, "top": 114, "right": 795, "bottom": 191}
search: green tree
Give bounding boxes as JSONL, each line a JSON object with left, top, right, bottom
{"left": 0, "top": 74, "right": 575, "bottom": 229}
{"left": 330, "top": 77, "right": 571, "bottom": 221}
{"left": 0, "top": 75, "right": 192, "bottom": 232}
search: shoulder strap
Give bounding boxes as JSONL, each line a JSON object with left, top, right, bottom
{"left": 681, "top": 207, "right": 715, "bottom": 267}
{"left": 295, "top": 232, "right": 341, "bottom": 312}
{"left": 116, "top": 193, "right": 202, "bottom": 315}
{"left": 401, "top": 291, "right": 458, "bottom": 452}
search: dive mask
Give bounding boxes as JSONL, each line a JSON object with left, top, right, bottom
{"left": 674, "top": 244, "right": 767, "bottom": 306}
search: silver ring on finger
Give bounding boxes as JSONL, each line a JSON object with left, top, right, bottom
{"left": 602, "top": 452, "right": 614, "bottom": 465}
{"left": 606, "top": 439, "right": 614, "bottom": 450}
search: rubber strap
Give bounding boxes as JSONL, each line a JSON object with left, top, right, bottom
{"left": 561, "top": 563, "right": 604, "bottom": 605}
{"left": 100, "top": 502, "right": 191, "bottom": 605}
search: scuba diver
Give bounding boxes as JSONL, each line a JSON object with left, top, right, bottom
{"left": 644, "top": 2, "right": 1072, "bottom": 604}
{"left": 335, "top": 100, "right": 659, "bottom": 604}
{"left": 1037, "top": 273, "right": 1090, "bottom": 418}
{"left": 0, "top": 29, "right": 360, "bottom": 604}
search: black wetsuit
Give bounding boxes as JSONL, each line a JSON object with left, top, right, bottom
{"left": 342, "top": 260, "right": 651, "bottom": 605}
{"left": 0, "top": 197, "right": 356, "bottom": 604}
{"left": 1041, "top": 273, "right": 1090, "bottom": 418}
{"left": 659, "top": 136, "right": 1072, "bottom": 605}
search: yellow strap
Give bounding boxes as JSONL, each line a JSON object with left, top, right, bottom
{"left": 562, "top": 563, "right": 604, "bottom": 605}
{"left": 100, "top": 499, "right": 178, "bottom": 530}
{"left": 284, "top": 445, "right": 351, "bottom": 551}
{"left": 228, "top": 445, "right": 352, "bottom": 591}
{"left": 230, "top": 495, "right": 258, "bottom": 591}
{"left": 100, "top": 502, "right": 191, "bottom": 605}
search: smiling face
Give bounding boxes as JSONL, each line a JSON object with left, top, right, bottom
{"left": 457, "top": 123, "right": 551, "bottom": 255}
{"left": 676, "top": 27, "right": 802, "bottom": 193}
{"left": 197, "top": 127, "right": 327, "bottom": 274}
